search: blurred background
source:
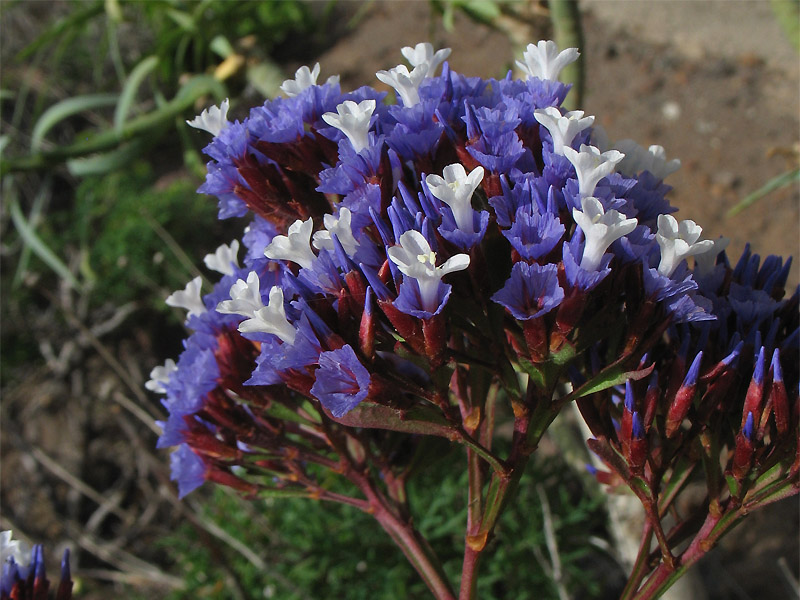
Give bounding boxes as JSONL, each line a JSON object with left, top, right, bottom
{"left": 1, "top": 1, "right": 798, "bottom": 598}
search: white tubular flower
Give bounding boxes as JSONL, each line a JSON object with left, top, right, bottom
{"left": 312, "top": 207, "right": 360, "bottom": 256}
{"left": 572, "top": 197, "right": 638, "bottom": 271}
{"left": 1, "top": 531, "right": 28, "bottom": 567}
{"left": 387, "top": 230, "right": 470, "bottom": 312}
{"left": 425, "top": 164, "right": 485, "bottom": 233}
{"left": 281, "top": 63, "right": 318, "bottom": 96}
{"left": 203, "top": 240, "right": 240, "bottom": 276}
{"left": 166, "top": 276, "right": 206, "bottom": 318}
{"left": 185, "top": 98, "right": 230, "bottom": 136}
{"left": 281, "top": 63, "right": 341, "bottom": 97}
{"left": 614, "top": 140, "right": 681, "bottom": 179}
{"left": 693, "top": 236, "right": 730, "bottom": 276}
{"left": 321, "top": 99, "right": 376, "bottom": 152}
{"left": 216, "top": 271, "right": 265, "bottom": 318}
{"left": 264, "top": 218, "right": 317, "bottom": 270}
{"left": 145, "top": 359, "right": 177, "bottom": 394}
{"left": 655, "top": 214, "right": 715, "bottom": 277}
{"left": 400, "top": 42, "right": 451, "bottom": 76}
{"left": 238, "top": 286, "right": 296, "bottom": 344}
{"left": 534, "top": 107, "right": 595, "bottom": 155}
{"left": 516, "top": 40, "right": 579, "bottom": 81}
{"left": 563, "top": 144, "right": 625, "bottom": 197}
{"left": 376, "top": 64, "right": 427, "bottom": 107}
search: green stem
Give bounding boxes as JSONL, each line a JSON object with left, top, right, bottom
{"left": 549, "top": 0, "right": 585, "bottom": 110}
{"left": 1, "top": 75, "right": 225, "bottom": 175}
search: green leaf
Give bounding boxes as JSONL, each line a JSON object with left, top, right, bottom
{"left": 165, "top": 8, "right": 197, "bottom": 32}
{"left": 66, "top": 137, "right": 152, "bottom": 177}
{"left": 257, "top": 487, "right": 313, "bottom": 500}
{"left": 30, "top": 94, "right": 118, "bottom": 152}
{"left": 572, "top": 363, "right": 654, "bottom": 399}
{"left": 209, "top": 35, "right": 235, "bottom": 59}
{"left": 114, "top": 55, "right": 159, "bottom": 133}
{"left": 726, "top": 167, "right": 800, "bottom": 217}
{"left": 331, "top": 403, "right": 456, "bottom": 438}
{"left": 8, "top": 188, "right": 82, "bottom": 290}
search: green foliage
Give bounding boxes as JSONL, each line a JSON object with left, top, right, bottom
{"left": 70, "top": 163, "right": 223, "bottom": 309}
{"left": 161, "top": 451, "right": 609, "bottom": 599}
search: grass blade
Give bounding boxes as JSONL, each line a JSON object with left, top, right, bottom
{"left": 31, "top": 93, "right": 118, "bottom": 153}
{"left": 114, "top": 56, "right": 159, "bottom": 133}
{"left": 726, "top": 168, "right": 800, "bottom": 217}
{"left": 7, "top": 182, "right": 82, "bottom": 290}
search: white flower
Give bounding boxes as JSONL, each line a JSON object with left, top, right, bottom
{"left": 693, "top": 236, "right": 730, "bottom": 276}
{"left": 516, "top": 40, "right": 579, "bottom": 81}
{"left": 1, "top": 531, "right": 29, "bottom": 567}
{"left": 264, "top": 218, "right": 317, "bottom": 270}
{"left": 614, "top": 140, "right": 681, "bottom": 179}
{"left": 563, "top": 144, "right": 625, "bottom": 197}
{"left": 216, "top": 271, "right": 265, "bottom": 318}
{"left": 572, "top": 197, "right": 638, "bottom": 271}
{"left": 321, "top": 100, "right": 376, "bottom": 152}
{"left": 376, "top": 64, "right": 427, "bottom": 107}
{"left": 145, "top": 359, "right": 177, "bottom": 394}
{"left": 534, "top": 107, "right": 595, "bottom": 155}
{"left": 166, "top": 276, "right": 206, "bottom": 318}
{"left": 280, "top": 63, "right": 340, "bottom": 97}
{"left": 185, "top": 99, "right": 230, "bottom": 136}
{"left": 425, "top": 164, "right": 484, "bottom": 233}
{"left": 203, "top": 240, "right": 240, "bottom": 276}
{"left": 655, "top": 214, "right": 715, "bottom": 277}
{"left": 312, "top": 207, "right": 360, "bottom": 256}
{"left": 238, "top": 286, "right": 296, "bottom": 344}
{"left": 400, "top": 42, "right": 451, "bottom": 76}
{"left": 387, "top": 230, "right": 470, "bottom": 312}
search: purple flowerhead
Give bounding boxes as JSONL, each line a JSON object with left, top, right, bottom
{"left": 311, "top": 344, "right": 371, "bottom": 417}
{"left": 170, "top": 444, "right": 207, "bottom": 498}
{"left": 492, "top": 261, "right": 564, "bottom": 320}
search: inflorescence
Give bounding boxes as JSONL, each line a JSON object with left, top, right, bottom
{"left": 149, "top": 39, "right": 798, "bottom": 599}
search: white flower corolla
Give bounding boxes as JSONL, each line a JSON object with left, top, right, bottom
{"left": 614, "top": 140, "right": 681, "bottom": 179}
{"left": 312, "top": 207, "right": 360, "bottom": 256}
{"left": 425, "top": 164, "right": 485, "bottom": 233}
{"left": 185, "top": 98, "right": 230, "bottom": 136}
{"left": 238, "top": 286, "right": 296, "bottom": 344}
{"left": 655, "top": 214, "right": 715, "bottom": 277}
{"left": 166, "top": 276, "right": 206, "bottom": 318}
{"left": 203, "top": 240, "right": 240, "bottom": 276}
{"left": 563, "top": 144, "right": 625, "bottom": 197}
{"left": 572, "top": 197, "right": 638, "bottom": 271}
{"left": 516, "top": 40, "right": 579, "bottom": 82}
{"left": 216, "top": 271, "right": 265, "bottom": 318}
{"left": 1, "top": 531, "right": 29, "bottom": 567}
{"left": 321, "top": 99, "right": 376, "bottom": 152}
{"left": 264, "top": 218, "right": 317, "bottom": 270}
{"left": 376, "top": 64, "right": 427, "bottom": 107}
{"left": 279, "top": 63, "right": 340, "bottom": 97}
{"left": 145, "top": 358, "right": 177, "bottom": 394}
{"left": 400, "top": 42, "right": 451, "bottom": 76}
{"left": 387, "top": 230, "right": 470, "bottom": 312}
{"left": 533, "top": 107, "right": 595, "bottom": 155}
{"left": 693, "top": 236, "right": 730, "bottom": 276}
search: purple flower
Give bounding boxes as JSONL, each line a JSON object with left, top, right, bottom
{"left": 502, "top": 206, "right": 565, "bottom": 260}
{"left": 492, "top": 261, "right": 564, "bottom": 320}
{"left": 310, "top": 345, "right": 371, "bottom": 417}
{"left": 170, "top": 444, "right": 207, "bottom": 498}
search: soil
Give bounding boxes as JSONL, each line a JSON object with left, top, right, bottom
{"left": 2, "top": 1, "right": 798, "bottom": 599}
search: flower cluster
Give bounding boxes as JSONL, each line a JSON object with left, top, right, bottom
{"left": 1, "top": 532, "right": 72, "bottom": 600}
{"left": 154, "top": 40, "right": 798, "bottom": 599}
